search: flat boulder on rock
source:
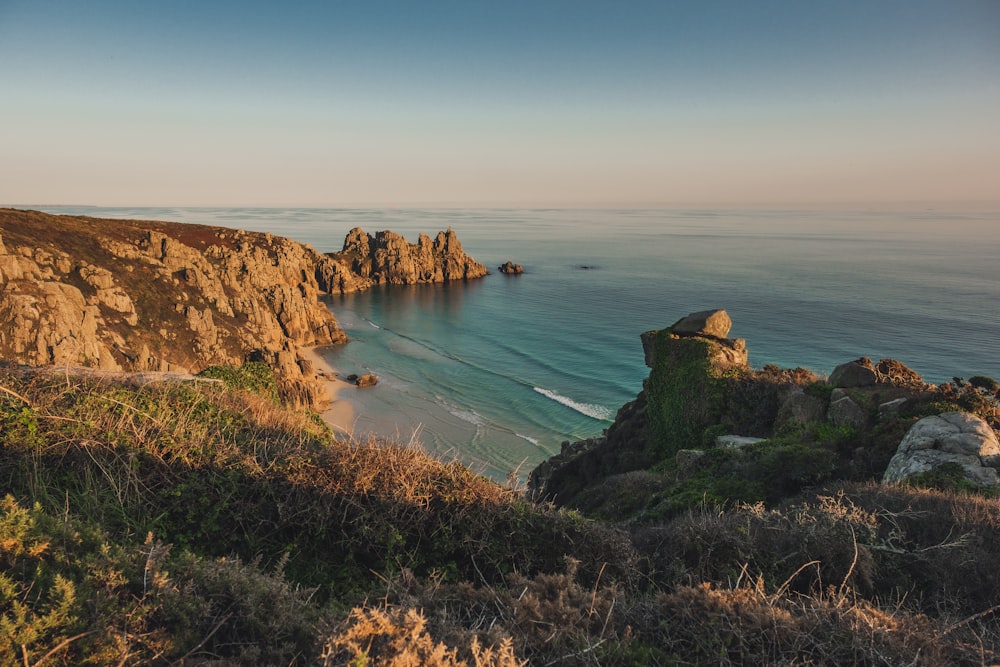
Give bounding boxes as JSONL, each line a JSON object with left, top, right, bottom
{"left": 669, "top": 309, "right": 732, "bottom": 338}
{"left": 883, "top": 411, "right": 1000, "bottom": 486}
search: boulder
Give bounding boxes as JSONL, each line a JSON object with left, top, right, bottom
{"left": 883, "top": 412, "right": 1000, "bottom": 486}
{"left": 669, "top": 309, "right": 732, "bottom": 338}
{"left": 498, "top": 260, "right": 523, "bottom": 274}
{"left": 355, "top": 373, "right": 378, "bottom": 388}
{"left": 829, "top": 358, "right": 878, "bottom": 388}
{"left": 827, "top": 395, "right": 866, "bottom": 429}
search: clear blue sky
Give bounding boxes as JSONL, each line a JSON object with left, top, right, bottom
{"left": 1, "top": 1, "right": 998, "bottom": 207}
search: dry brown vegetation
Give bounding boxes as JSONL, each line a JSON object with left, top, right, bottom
{"left": 2, "top": 365, "right": 999, "bottom": 664}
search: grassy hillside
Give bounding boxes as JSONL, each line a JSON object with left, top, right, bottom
{"left": 2, "top": 364, "right": 998, "bottom": 664}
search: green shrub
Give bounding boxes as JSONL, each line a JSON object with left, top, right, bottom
{"left": 903, "top": 462, "right": 997, "bottom": 495}
{"left": 199, "top": 361, "right": 280, "bottom": 403}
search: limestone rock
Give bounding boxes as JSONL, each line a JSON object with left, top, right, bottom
{"left": 883, "top": 412, "right": 1000, "bottom": 486}
{"left": 669, "top": 309, "right": 733, "bottom": 338}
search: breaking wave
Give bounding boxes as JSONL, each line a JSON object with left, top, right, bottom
{"left": 533, "top": 387, "right": 613, "bottom": 422}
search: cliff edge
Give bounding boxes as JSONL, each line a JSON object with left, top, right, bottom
{"left": 0, "top": 209, "right": 346, "bottom": 406}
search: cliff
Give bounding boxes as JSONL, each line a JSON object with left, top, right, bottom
{"left": 316, "top": 226, "right": 489, "bottom": 293}
{"left": 0, "top": 209, "right": 347, "bottom": 406}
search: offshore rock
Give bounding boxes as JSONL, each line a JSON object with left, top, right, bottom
{"left": 321, "top": 226, "right": 488, "bottom": 293}
{"left": 0, "top": 209, "right": 348, "bottom": 408}
{"left": 883, "top": 412, "right": 1000, "bottom": 486}
{"left": 499, "top": 260, "right": 523, "bottom": 274}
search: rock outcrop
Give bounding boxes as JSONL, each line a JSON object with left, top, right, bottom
{"left": 530, "top": 308, "right": 999, "bottom": 515}
{"left": 830, "top": 357, "right": 933, "bottom": 391}
{"left": 317, "top": 227, "right": 489, "bottom": 293}
{"left": 498, "top": 261, "right": 523, "bottom": 275}
{"left": 883, "top": 412, "right": 1000, "bottom": 486}
{"left": 0, "top": 209, "right": 347, "bottom": 407}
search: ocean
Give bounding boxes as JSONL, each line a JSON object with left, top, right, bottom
{"left": 36, "top": 207, "right": 1000, "bottom": 479}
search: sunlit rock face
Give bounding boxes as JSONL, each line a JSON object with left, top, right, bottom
{"left": 319, "top": 226, "right": 489, "bottom": 293}
{"left": 0, "top": 209, "right": 347, "bottom": 407}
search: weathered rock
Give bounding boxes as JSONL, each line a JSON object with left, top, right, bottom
{"left": 355, "top": 373, "right": 378, "bottom": 387}
{"left": 669, "top": 309, "right": 733, "bottom": 338}
{"left": 498, "top": 260, "right": 523, "bottom": 274}
{"left": 883, "top": 412, "right": 1000, "bottom": 486}
{"left": 0, "top": 209, "right": 349, "bottom": 408}
{"left": 828, "top": 395, "right": 867, "bottom": 429}
{"left": 322, "top": 226, "right": 488, "bottom": 293}
{"left": 829, "top": 358, "right": 878, "bottom": 388}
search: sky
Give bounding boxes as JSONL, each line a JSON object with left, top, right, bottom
{"left": 1, "top": 1, "right": 998, "bottom": 208}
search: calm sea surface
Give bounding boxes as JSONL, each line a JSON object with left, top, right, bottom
{"left": 38, "top": 207, "right": 1000, "bottom": 479}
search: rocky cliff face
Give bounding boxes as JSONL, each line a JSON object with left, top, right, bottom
{"left": 0, "top": 209, "right": 347, "bottom": 407}
{"left": 530, "top": 309, "right": 1000, "bottom": 515}
{"left": 316, "top": 227, "right": 489, "bottom": 293}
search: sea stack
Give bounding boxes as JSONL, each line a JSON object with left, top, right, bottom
{"left": 498, "top": 260, "right": 523, "bottom": 274}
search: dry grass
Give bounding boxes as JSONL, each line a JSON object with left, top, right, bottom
{"left": 3, "top": 368, "right": 999, "bottom": 664}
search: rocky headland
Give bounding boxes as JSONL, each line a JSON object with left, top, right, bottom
{"left": 530, "top": 308, "right": 1000, "bottom": 515}
{"left": 0, "top": 210, "right": 487, "bottom": 408}
{"left": 316, "top": 226, "right": 489, "bottom": 293}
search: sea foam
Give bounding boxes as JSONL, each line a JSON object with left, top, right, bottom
{"left": 533, "top": 387, "right": 613, "bottom": 422}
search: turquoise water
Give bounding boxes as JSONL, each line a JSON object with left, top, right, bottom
{"left": 38, "top": 207, "right": 1000, "bottom": 478}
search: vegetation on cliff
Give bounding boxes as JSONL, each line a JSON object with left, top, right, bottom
{"left": 2, "top": 359, "right": 999, "bottom": 664}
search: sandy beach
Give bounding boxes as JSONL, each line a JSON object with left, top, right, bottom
{"left": 300, "top": 346, "right": 357, "bottom": 437}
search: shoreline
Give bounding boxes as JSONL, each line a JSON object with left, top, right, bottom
{"left": 301, "top": 346, "right": 357, "bottom": 437}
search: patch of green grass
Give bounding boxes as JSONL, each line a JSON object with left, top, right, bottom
{"left": 199, "top": 361, "right": 281, "bottom": 403}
